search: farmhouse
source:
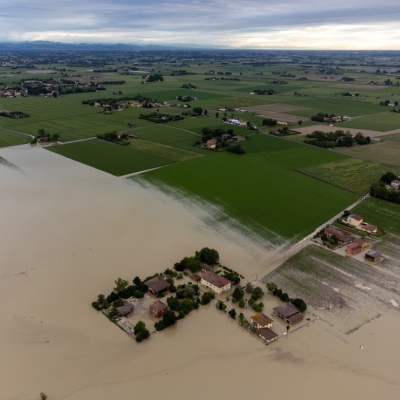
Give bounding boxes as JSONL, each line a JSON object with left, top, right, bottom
{"left": 365, "top": 251, "right": 382, "bottom": 263}
{"left": 233, "top": 135, "right": 246, "bottom": 142}
{"left": 346, "top": 243, "right": 362, "bottom": 254}
{"left": 200, "top": 271, "right": 231, "bottom": 294}
{"left": 257, "top": 327, "right": 279, "bottom": 343}
{"left": 116, "top": 302, "right": 134, "bottom": 317}
{"left": 206, "top": 139, "right": 217, "bottom": 149}
{"left": 361, "top": 223, "right": 378, "bottom": 234}
{"left": 273, "top": 304, "right": 303, "bottom": 324}
{"left": 144, "top": 276, "right": 171, "bottom": 295}
{"left": 346, "top": 214, "right": 363, "bottom": 226}
{"left": 353, "top": 238, "right": 370, "bottom": 248}
{"left": 251, "top": 312, "right": 274, "bottom": 329}
{"left": 324, "top": 227, "right": 352, "bottom": 242}
{"left": 149, "top": 300, "right": 168, "bottom": 318}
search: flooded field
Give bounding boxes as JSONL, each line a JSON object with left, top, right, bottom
{"left": 1, "top": 145, "right": 399, "bottom": 399}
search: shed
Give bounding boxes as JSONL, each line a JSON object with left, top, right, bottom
{"left": 201, "top": 263, "right": 212, "bottom": 272}
{"left": 365, "top": 251, "right": 382, "bottom": 263}
{"left": 251, "top": 312, "right": 274, "bottom": 329}
{"left": 116, "top": 302, "right": 134, "bottom": 317}
{"left": 257, "top": 327, "right": 279, "bottom": 343}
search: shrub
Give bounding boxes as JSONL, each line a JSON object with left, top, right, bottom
{"left": 228, "top": 308, "right": 237, "bottom": 319}
{"left": 133, "top": 290, "right": 144, "bottom": 298}
{"left": 239, "top": 299, "right": 245, "bottom": 308}
{"left": 92, "top": 301, "right": 101, "bottom": 310}
{"left": 201, "top": 291, "right": 215, "bottom": 305}
{"left": 227, "top": 143, "right": 246, "bottom": 154}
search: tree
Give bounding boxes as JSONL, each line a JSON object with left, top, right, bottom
{"left": 245, "top": 282, "right": 253, "bottom": 293}
{"left": 201, "top": 291, "right": 215, "bottom": 305}
{"left": 134, "top": 321, "right": 150, "bottom": 342}
{"left": 239, "top": 298, "right": 245, "bottom": 308}
{"left": 251, "top": 287, "right": 264, "bottom": 301}
{"left": 114, "top": 277, "right": 129, "bottom": 293}
{"left": 286, "top": 325, "right": 290, "bottom": 333}
{"left": 51, "top": 133, "right": 60, "bottom": 142}
{"left": 215, "top": 112, "right": 220, "bottom": 118}
{"left": 266, "top": 282, "right": 277, "bottom": 292}
{"left": 228, "top": 308, "right": 237, "bottom": 319}
{"left": 193, "top": 106, "right": 203, "bottom": 116}
{"left": 181, "top": 299, "right": 194, "bottom": 315}
{"left": 381, "top": 171, "right": 397, "bottom": 184}
{"left": 291, "top": 298, "right": 307, "bottom": 312}
{"left": 321, "top": 233, "right": 328, "bottom": 242}
{"left": 298, "top": 120, "right": 303, "bottom": 126}
{"left": 199, "top": 247, "right": 220, "bottom": 265}
{"left": 167, "top": 296, "right": 181, "bottom": 311}
{"left": 133, "top": 276, "right": 141, "bottom": 285}
{"left": 227, "top": 143, "right": 246, "bottom": 154}
{"left": 162, "top": 310, "right": 177, "bottom": 327}
{"left": 40, "top": 393, "right": 48, "bottom": 400}
{"left": 232, "top": 287, "right": 244, "bottom": 301}
{"left": 204, "top": 109, "right": 208, "bottom": 116}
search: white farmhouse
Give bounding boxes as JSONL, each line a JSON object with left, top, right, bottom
{"left": 200, "top": 271, "right": 231, "bottom": 294}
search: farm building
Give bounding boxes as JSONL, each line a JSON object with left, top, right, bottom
{"left": 191, "top": 274, "right": 201, "bottom": 282}
{"left": 365, "top": 251, "right": 382, "bottom": 263}
{"left": 346, "top": 243, "right": 362, "bottom": 254}
{"left": 149, "top": 300, "right": 168, "bottom": 318}
{"left": 346, "top": 214, "right": 363, "bottom": 227}
{"left": 206, "top": 139, "right": 217, "bottom": 149}
{"left": 251, "top": 312, "right": 274, "bottom": 329}
{"left": 116, "top": 302, "right": 134, "bottom": 317}
{"left": 257, "top": 327, "right": 279, "bottom": 343}
{"left": 361, "top": 223, "right": 378, "bottom": 234}
{"left": 201, "top": 263, "right": 212, "bottom": 272}
{"left": 201, "top": 271, "right": 231, "bottom": 294}
{"left": 144, "top": 276, "right": 171, "bottom": 295}
{"left": 273, "top": 304, "right": 303, "bottom": 325}
{"left": 353, "top": 238, "right": 370, "bottom": 248}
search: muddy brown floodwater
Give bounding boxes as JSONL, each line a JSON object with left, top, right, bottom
{"left": 0, "top": 145, "right": 399, "bottom": 399}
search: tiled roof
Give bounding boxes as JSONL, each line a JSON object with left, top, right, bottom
{"left": 202, "top": 271, "right": 231, "bottom": 288}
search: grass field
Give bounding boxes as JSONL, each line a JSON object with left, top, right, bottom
{"left": 298, "top": 158, "right": 400, "bottom": 195}
{"left": 132, "top": 152, "right": 357, "bottom": 241}
{"left": 0, "top": 129, "right": 32, "bottom": 147}
{"left": 336, "top": 140, "right": 400, "bottom": 166}
{"left": 46, "top": 139, "right": 186, "bottom": 176}
{"left": 350, "top": 197, "right": 400, "bottom": 237}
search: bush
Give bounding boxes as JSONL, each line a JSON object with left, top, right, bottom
{"left": 227, "top": 143, "right": 246, "bottom": 154}
{"left": 92, "top": 301, "right": 101, "bottom": 310}
{"left": 291, "top": 298, "right": 307, "bottom": 312}
{"left": 181, "top": 299, "right": 194, "bottom": 315}
{"left": 228, "top": 308, "right": 237, "bottom": 319}
{"left": 155, "top": 321, "right": 166, "bottom": 331}
{"left": 135, "top": 329, "right": 150, "bottom": 342}
{"left": 239, "top": 299, "right": 245, "bottom": 308}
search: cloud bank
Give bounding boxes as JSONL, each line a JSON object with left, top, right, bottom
{"left": 1, "top": 0, "right": 399, "bottom": 49}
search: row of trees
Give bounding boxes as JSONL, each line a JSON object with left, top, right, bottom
{"left": 304, "top": 130, "right": 370, "bottom": 148}
{"left": 97, "top": 131, "right": 130, "bottom": 146}
{"left": 266, "top": 282, "right": 307, "bottom": 312}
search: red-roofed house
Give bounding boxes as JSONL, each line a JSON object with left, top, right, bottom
{"left": 149, "top": 300, "right": 168, "bottom": 318}
{"left": 361, "top": 223, "right": 378, "bottom": 234}
{"left": 346, "top": 243, "right": 361, "bottom": 254}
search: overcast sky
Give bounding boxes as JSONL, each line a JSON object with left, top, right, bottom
{"left": 1, "top": 0, "right": 399, "bottom": 49}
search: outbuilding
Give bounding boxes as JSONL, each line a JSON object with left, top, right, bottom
{"left": 149, "top": 300, "right": 168, "bottom": 318}
{"left": 116, "top": 302, "right": 134, "bottom": 317}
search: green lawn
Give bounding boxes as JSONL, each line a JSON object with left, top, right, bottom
{"left": 298, "top": 158, "right": 400, "bottom": 195}
{"left": 131, "top": 152, "right": 357, "bottom": 242}
{"left": 350, "top": 198, "right": 400, "bottom": 237}
{"left": 0, "top": 129, "right": 32, "bottom": 147}
{"left": 47, "top": 139, "right": 180, "bottom": 176}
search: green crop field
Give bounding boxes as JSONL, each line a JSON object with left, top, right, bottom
{"left": 132, "top": 152, "right": 357, "bottom": 242}
{"left": 46, "top": 139, "right": 183, "bottom": 176}
{"left": 351, "top": 198, "right": 400, "bottom": 237}
{"left": 298, "top": 158, "right": 400, "bottom": 195}
{"left": 337, "top": 111, "right": 400, "bottom": 131}
{"left": 0, "top": 129, "right": 32, "bottom": 147}
{"left": 134, "top": 125, "right": 199, "bottom": 144}
{"left": 257, "top": 145, "right": 348, "bottom": 169}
